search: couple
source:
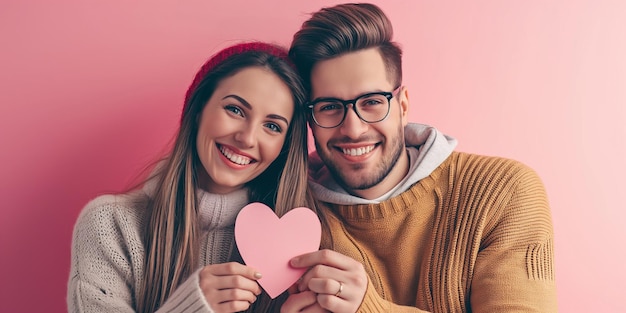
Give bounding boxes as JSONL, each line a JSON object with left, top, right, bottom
{"left": 68, "top": 3, "right": 557, "bottom": 313}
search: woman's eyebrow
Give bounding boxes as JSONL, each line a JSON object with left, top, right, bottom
{"left": 223, "top": 94, "right": 289, "bottom": 126}
{"left": 222, "top": 94, "right": 252, "bottom": 110}
{"left": 267, "top": 114, "right": 289, "bottom": 126}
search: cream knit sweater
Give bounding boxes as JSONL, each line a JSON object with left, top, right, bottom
{"left": 67, "top": 187, "right": 249, "bottom": 312}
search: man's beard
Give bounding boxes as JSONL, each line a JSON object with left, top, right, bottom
{"left": 316, "top": 123, "right": 404, "bottom": 191}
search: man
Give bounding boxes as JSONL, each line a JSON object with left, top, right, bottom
{"left": 282, "top": 3, "right": 557, "bottom": 313}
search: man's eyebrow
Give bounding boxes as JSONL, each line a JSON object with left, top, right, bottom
{"left": 310, "top": 89, "right": 387, "bottom": 102}
{"left": 222, "top": 94, "right": 289, "bottom": 126}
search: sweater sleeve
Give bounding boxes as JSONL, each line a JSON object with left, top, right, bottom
{"left": 469, "top": 164, "right": 557, "bottom": 312}
{"left": 356, "top": 280, "right": 430, "bottom": 313}
{"left": 156, "top": 269, "right": 214, "bottom": 313}
{"left": 67, "top": 196, "right": 215, "bottom": 313}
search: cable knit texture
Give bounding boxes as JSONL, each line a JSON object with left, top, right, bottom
{"left": 67, "top": 187, "right": 249, "bottom": 312}
{"left": 318, "top": 152, "right": 557, "bottom": 312}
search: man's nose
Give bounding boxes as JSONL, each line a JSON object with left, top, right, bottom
{"left": 339, "top": 104, "right": 369, "bottom": 139}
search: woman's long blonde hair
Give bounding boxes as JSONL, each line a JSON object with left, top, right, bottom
{"left": 135, "top": 43, "right": 315, "bottom": 312}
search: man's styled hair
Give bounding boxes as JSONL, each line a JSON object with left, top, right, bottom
{"left": 289, "top": 2, "right": 403, "bottom": 91}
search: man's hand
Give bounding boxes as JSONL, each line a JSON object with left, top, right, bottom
{"left": 281, "top": 249, "right": 368, "bottom": 313}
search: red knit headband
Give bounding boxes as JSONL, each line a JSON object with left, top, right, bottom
{"left": 182, "top": 42, "right": 291, "bottom": 122}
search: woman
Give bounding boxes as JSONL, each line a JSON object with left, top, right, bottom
{"left": 67, "top": 42, "right": 315, "bottom": 312}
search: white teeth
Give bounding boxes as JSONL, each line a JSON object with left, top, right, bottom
{"left": 342, "top": 145, "right": 375, "bottom": 156}
{"left": 219, "top": 146, "right": 252, "bottom": 165}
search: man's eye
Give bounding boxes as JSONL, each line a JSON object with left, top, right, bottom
{"left": 361, "top": 98, "right": 384, "bottom": 106}
{"left": 318, "top": 102, "right": 343, "bottom": 112}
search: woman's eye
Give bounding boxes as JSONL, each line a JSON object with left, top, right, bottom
{"left": 225, "top": 105, "right": 244, "bottom": 116}
{"left": 265, "top": 123, "right": 282, "bottom": 133}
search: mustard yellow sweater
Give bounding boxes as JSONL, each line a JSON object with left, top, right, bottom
{"left": 318, "top": 152, "right": 557, "bottom": 312}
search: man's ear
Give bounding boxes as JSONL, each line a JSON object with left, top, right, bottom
{"left": 398, "top": 86, "right": 409, "bottom": 126}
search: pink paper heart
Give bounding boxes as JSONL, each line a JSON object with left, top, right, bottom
{"left": 234, "top": 202, "right": 321, "bottom": 298}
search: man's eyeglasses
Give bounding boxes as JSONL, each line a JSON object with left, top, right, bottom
{"left": 307, "top": 86, "right": 401, "bottom": 129}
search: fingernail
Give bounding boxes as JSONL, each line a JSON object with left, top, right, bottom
{"left": 290, "top": 257, "right": 299, "bottom": 266}
{"left": 254, "top": 272, "right": 262, "bottom": 279}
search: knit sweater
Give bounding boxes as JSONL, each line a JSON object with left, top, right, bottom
{"left": 67, "top": 187, "right": 250, "bottom": 312}
{"left": 317, "top": 151, "right": 557, "bottom": 312}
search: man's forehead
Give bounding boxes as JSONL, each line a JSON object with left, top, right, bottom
{"left": 309, "top": 48, "right": 393, "bottom": 99}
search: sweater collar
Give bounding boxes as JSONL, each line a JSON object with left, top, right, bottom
{"left": 308, "top": 123, "right": 457, "bottom": 205}
{"left": 141, "top": 171, "right": 249, "bottom": 231}
{"left": 196, "top": 188, "right": 249, "bottom": 231}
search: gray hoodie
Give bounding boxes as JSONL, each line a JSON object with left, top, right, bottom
{"left": 308, "top": 123, "right": 458, "bottom": 205}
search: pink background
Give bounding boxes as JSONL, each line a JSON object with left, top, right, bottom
{"left": 1, "top": 1, "right": 624, "bottom": 312}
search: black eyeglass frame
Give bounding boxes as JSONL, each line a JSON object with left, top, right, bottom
{"left": 307, "top": 86, "right": 401, "bottom": 129}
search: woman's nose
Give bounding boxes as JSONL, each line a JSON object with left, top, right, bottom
{"left": 234, "top": 126, "right": 257, "bottom": 148}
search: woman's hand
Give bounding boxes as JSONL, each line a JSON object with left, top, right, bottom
{"left": 281, "top": 249, "right": 368, "bottom": 313}
{"left": 198, "top": 262, "right": 262, "bottom": 313}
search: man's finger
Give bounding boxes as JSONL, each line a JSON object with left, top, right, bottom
{"left": 290, "top": 249, "right": 352, "bottom": 270}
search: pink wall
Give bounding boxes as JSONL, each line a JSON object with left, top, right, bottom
{"left": 1, "top": 1, "right": 624, "bottom": 312}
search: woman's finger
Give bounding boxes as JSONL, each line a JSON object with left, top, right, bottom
{"left": 203, "top": 262, "right": 262, "bottom": 280}
{"left": 213, "top": 299, "right": 255, "bottom": 313}
{"left": 200, "top": 270, "right": 262, "bottom": 294}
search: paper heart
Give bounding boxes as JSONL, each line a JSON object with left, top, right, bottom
{"left": 234, "top": 202, "right": 321, "bottom": 298}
